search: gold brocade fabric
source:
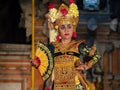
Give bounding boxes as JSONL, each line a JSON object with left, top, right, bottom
{"left": 52, "top": 40, "right": 83, "bottom": 90}
{"left": 54, "top": 55, "right": 76, "bottom": 90}
{"left": 51, "top": 40, "right": 96, "bottom": 90}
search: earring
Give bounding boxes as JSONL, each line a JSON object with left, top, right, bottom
{"left": 72, "top": 31, "right": 77, "bottom": 38}
{"left": 56, "top": 35, "right": 61, "bottom": 41}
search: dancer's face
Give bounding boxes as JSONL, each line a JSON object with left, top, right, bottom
{"left": 59, "top": 23, "right": 74, "bottom": 40}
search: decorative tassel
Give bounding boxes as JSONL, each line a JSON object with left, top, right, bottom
{"left": 72, "top": 31, "right": 77, "bottom": 38}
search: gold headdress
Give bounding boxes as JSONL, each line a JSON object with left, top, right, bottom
{"left": 47, "top": 0, "right": 79, "bottom": 41}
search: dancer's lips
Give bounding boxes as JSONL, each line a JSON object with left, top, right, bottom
{"left": 65, "top": 34, "right": 69, "bottom": 35}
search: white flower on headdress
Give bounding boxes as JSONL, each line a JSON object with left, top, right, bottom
{"left": 49, "top": 8, "right": 58, "bottom": 22}
{"left": 50, "top": 29, "right": 57, "bottom": 42}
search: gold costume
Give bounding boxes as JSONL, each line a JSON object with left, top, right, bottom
{"left": 36, "top": 1, "right": 101, "bottom": 90}
{"left": 36, "top": 41, "right": 101, "bottom": 90}
{"left": 48, "top": 40, "right": 101, "bottom": 90}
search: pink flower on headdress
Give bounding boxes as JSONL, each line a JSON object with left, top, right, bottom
{"left": 60, "top": 8, "right": 68, "bottom": 16}
{"left": 69, "top": 0, "right": 75, "bottom": 4}
{"left": 48, "top": 3, "right": 55, "bottom": 9}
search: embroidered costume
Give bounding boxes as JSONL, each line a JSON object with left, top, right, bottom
{"left": 38, "top": 40, "right": 101, "bottom": 90}
{"left": 34, "top": 0, "right": 101, "bottom": 90}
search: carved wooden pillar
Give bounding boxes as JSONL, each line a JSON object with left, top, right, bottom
{"left": 103, "top": 51, "right": 112, "bottom": 90}
{"left": 112, "top": 47, "right": 120, "bottom": 90}
{"left": 103, "top": 51, "right": 109, "bottom": 75}
{"left": 112, "top": 48, "right": 118, "bottom": 75}
{"left": 118, "top": 48, "right": 120, "bottom": 73}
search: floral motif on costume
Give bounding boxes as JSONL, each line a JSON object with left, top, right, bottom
{"left": 79, "top": 43, "right": 101, "bottom": 66}
{"left": 76, "top": 83, "right": 84, "bottom": 90}
{"left": 92, "top": 52, "right": 101, "bottom": 65}
{"left": 81, "top": 46, "right": 91, "bottom": 56}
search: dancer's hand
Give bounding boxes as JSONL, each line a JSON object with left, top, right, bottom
{"left": 30, "top": 56, "right": 40, "bottom": 69}
{"left": 89, "top": 44, "right": 96, "bottom": 56}
{"left": 76, "top": 64, "right": 89, "bottom": 71}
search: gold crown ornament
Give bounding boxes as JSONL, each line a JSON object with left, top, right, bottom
{"left": 47, "top": 0, "right": 79, "bottom": 41}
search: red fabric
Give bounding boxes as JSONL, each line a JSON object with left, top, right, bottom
{"left": 34, "top": 56, "right": 40, "bottom": 67}
{"left": 69, "top": 0, "right": 75, "bottom": 4}
{"left": 48, "top": 3, "right": 55, "bottom": 9}
{"left": 45, "top": 86, "right": 51, "bottom": 90}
